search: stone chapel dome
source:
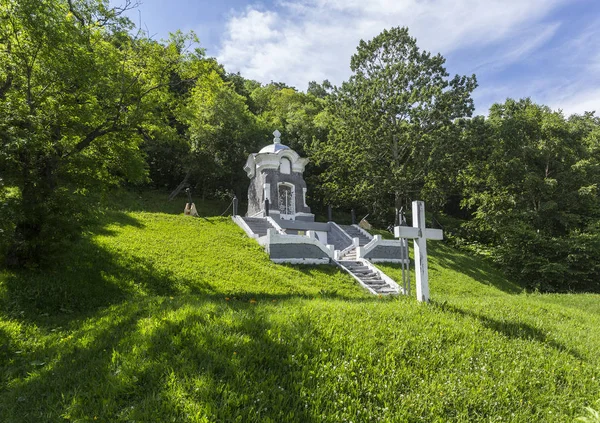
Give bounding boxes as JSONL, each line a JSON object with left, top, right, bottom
{"left": 258, "top": 140, "right": 290, "bottom": 154}
{"left": 244, "top": 130, "right": 308, "bottom": 178}
{"left": 244, "top": 130, "right": 313, "bottom": 221}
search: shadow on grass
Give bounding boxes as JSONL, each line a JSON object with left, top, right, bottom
{"left": 433, "top": 301, "right": 584, "bottom": 361}
{"left": 0, "top": 207, "right": 385, "bottom": 328}
{"left": 0, "top": 211, "right": 216, "bottom": 328}
{"left": 0, "top": 297, "right": 322, "bottom": 422}
{"left": 0, "top": 200, "right": 402, "bottom": 420}
{"left": 0, "top": 325, "right": 14, "bottom": 364}
{"left": 93, "top": 210, "right": 145, "bottom": 236}
{"left": 107, "top": 189, "right": 237, "bottom": 217}
{"left": 429, "top": 243, "right": 524, "bottom": 294}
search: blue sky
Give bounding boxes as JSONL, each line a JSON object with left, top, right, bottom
{"left": 115, "top": 0, "right": 600, "bottom": 116}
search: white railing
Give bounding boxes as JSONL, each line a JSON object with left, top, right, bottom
{"left": 330, "top": 221, "right": 354, "bottom": 244}
{"left": 248, "top": 210, "right": 264, "bottom": 218}
{"left": 352, "top": 224, "right": 374, "bottom": 240}
{"left": 334, "top": 258, "right": 401, "bottom": 295}
{"left": 335, "top": 237, "right": 360, "bottom": 260}
{"left": 265, "top": 216, "right": 286, "bottom": 234}
{"left": 232, "top": 215, "right": 259, "bottom": 240}
{"left": 357, "top": 235, "right": 408, "bottom": 263}
{"left": 360, "top": 259, "right": 402, "bottom": 294}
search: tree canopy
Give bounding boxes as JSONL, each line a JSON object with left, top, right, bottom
{"left": 1, "top": 7, "right": 599, "bottom": 292}
{"left": 311, "top": 27, "right": 477, "bottom": 218}
{"left": 456, "top": 99, "right": 600, "bottom": 290}
{"left": 0, "top": 0, "right": 204, "bottom": 263}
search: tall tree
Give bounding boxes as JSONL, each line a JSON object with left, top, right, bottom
{"left": 0, "top": 0, "right": 190, "bottom": 264}
{"left": 139, "top": 31, "right": 209, "bottom": 190}
{"left": 311, "top": 27, "right": 477, "bottom": 220}
{"left": 250, "top": 83, "right": 328, "bottom": 156}
{"left": 178, "top": 68, "right": 263, "bottom": 200}
{"left": 458, "top": 99, "right": 600, "bottom": 290}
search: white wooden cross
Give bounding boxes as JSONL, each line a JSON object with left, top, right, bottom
{"left": 394, "top": 201, "right": 443, "bottom": 302}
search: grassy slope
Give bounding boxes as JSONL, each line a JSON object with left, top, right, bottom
{"left": 1, "top": 191, "right": 599, "bottom": 422}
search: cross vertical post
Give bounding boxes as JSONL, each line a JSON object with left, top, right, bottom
{"left": 413, "top": 201, "right": 429, "bottom": 302}
{"left": 394, "top": 200, "right": 443, "bottom": 302}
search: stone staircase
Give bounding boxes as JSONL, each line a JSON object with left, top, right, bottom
{"left": 339, "top": 225, "right": 372, "bottom": 246}
{"left": 241, "top": 217, "right": 276, "bottom": 237}
{"left": 328, "top": 224, "right": 353, "bottom": 251}
{"left": 237, "top": 218, "right": 400, "bottom": 295}
{"left": 336, "top": 247, "right": 399, "bottom": 295}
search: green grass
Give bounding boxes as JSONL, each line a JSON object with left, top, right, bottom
{"left": 1, "top": 190, "right": 599, "bottom": 422}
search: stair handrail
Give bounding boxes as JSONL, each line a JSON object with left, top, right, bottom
{"left": 357, "top": 235, "right": 408, "bottom": 262}
{"left": 232, "top": 215, "right": 259, "bottom": 240}
{"left": 351, "top": 224, "right": 373, "bottom": 240}
{"left": 336, "top": 238, "right": 359, "bottom": 260}
{"left": 265, "top": 216, "right": 286, "bottom": 234}
{"left": 356, "top": 235, "right": 380, "bottom": 259}
{"left": 334, "top": 257, "right": 401, "bottom": 295}
{"left": 330, "top": 221, "right": 354, "bottom": 243}
{"left": 359, "top": 259, "right": 401, "bottom": 293}
{"left": 248, "top": 210, "right": 263, "bottom": 218}
{"left": 334, "top": 260, "right": 379, "bottom": 295}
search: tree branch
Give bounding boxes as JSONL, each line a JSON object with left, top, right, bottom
{"left": 72, "top": 125, "right": 113, "bottom": 153}
{"left": 66, "top": 0, "right": 87, "bottom": 27}
{"left": 0, "top": 74, "right": 12, "bottom": 100}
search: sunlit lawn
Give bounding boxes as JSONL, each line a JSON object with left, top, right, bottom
{"left": 1, "top": 190, "right": 599, "bottom": 422}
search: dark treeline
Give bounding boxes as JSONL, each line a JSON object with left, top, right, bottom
{"left": 1, "top": 0, "right": 599, "bottom": 291}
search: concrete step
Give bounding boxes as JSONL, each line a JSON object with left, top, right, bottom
{"left": 241, "top": 217, "right": 276, "bottom": 237}
{"left": 364, "top": 280, "right": 385, "bottom": 285}
{"left": 347, "top": 266, "right": 369, "bottom": 272}
{"left": 336, "top": 257, "right": 398, "bottom": 296}
{"left": 376, "top": 288, "right": 397, "bottom": 294}
{"left": 362, "top": 276, "right": 382, "bottom": 280}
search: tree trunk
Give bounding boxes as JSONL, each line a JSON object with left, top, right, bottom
{"left": 168, "top": 169, "right": 191, "bottom": 201}
{"left": 392, "top": 129, "right": 404, "bottom": 225}
{"left": 6, "top": 153, "right": 58, "bottom": 267}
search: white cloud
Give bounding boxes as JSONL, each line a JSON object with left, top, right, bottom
{"left": 227, "top": 9, "right": 279, "bottom": 43}
{"left": 552, "top": 88, "right": 600, "bottom": 116}
{"left": 532, "top": 21, "right": 600, "bottom": 116}
{"left": 471, "top": 23, "right": 561, "bottom": 73}
{"left": 217, "top": 0, "right": 567, "bottom": 90}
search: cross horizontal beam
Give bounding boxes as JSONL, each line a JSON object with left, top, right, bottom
{"left": 394, "top": 226, "right": 443, "bottom": 241}
{"left": 393, "top": 201, "right": 444, "bottom": 303}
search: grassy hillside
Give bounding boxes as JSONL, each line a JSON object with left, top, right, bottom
{"left": 1, "top": 191, "right": 599, "bottom": 422}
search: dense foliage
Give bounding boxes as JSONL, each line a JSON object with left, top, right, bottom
{"left": 0, "top": 3, "right": 598, "bottom": 291}
{"left": 0, "top": 0, "right": 323, "bottom": 263}
{"left": 0, "top": 0, "right": 198, "bottom": 263}
{"left": 454, "top": 100, "right": 600, "bottom": 291}
{"left": 310, "top": 27, "right": 477, "bottom": 217}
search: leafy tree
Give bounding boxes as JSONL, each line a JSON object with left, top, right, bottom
{"left": 458, "top": 99, "right": 600, "bottom": 290}
{"left": 0, "top": 0, "right": 190, "bottom": 264}
{"left": 311, "top": 27, "right": 477, "bottom": 221}
{"left": 250, "top": 83, "right": 328, "bottom": 156}
{"left": 307, "top": 80, "right": 332, "bottom": 99}
{"left": 178, "top": 68, "right": 263, "bottom": 200}
{"left": 139, "top": 32, "right": 209, "bottom": 190}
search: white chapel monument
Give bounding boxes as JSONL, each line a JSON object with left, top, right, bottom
{"left": 233, "top": 130, "right": 442, "bottom": 301}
